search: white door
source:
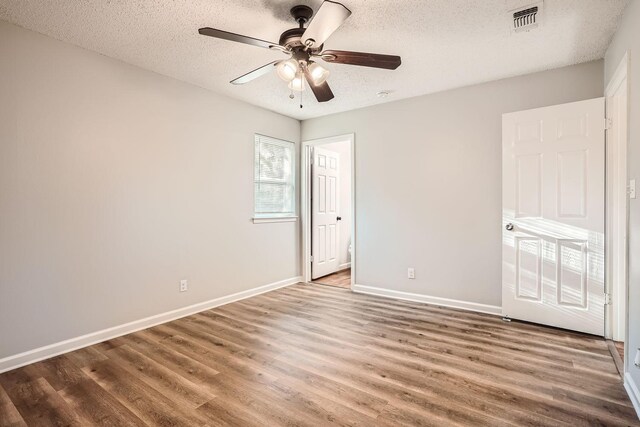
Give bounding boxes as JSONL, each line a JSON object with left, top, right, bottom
{"left": 312, "top": 147, "right": 340, "bottom": 279}
{"left": 502, "top": 98, "right": 605, "bottom": 336}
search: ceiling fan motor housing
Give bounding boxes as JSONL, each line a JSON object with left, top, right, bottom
{"left": 290, "top": 5, "right": 313, "bottom": 25}
{"left": 279, "top": 5, "right": 323, "bottom": 53}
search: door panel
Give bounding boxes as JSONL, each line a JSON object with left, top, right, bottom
{"left": 312, "top": 147, "right": 340, "bottom": 279}
{"left": 502, "top": 98, "right": 605, "bottom": 336}
{"left": 557, "top": 150, "right": 587, "bottom": 218}
{"left": 515, "top": 236, "right": 542, "bottom": 301}
{"left": 515, "top": 154, "right": 542, "bottom": 217}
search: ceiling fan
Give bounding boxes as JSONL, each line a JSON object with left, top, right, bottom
{"left": 198, "top": 1, "right": 401, "bottom": 103}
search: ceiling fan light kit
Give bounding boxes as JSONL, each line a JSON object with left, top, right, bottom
{"left": 288, "top": 73, "right": 306, "bottom": 92}
{"left": 198, "top": 0, "right": 401, "bottom": 104}
{"left": 307, "top": 62, "right": 330, "bottom": 85}
{"left": 276, "top": 58, "right": 299, "bottom": 82}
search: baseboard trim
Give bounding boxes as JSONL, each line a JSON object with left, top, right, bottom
{"left": 338, "top": 263, "right": 351, "bottom": 271}
{"left": 352, "top": 284, "right": 502, "bottom": 316}
{"left": 625, "top": 373, "right": 640, "bottom": 420}
{"left": 0, "top": 276, "right": 302, "bottom": 374}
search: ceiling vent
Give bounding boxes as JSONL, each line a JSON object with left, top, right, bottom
{"left": 511, "top": 2, "right": 543, "bottom": 33}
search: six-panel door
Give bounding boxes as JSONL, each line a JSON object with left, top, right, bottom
{"left": 312, "top": 147, "right": 341, "bottom": 279}
{"left": 502, "top": 98, "right": 605, "bottom": 336}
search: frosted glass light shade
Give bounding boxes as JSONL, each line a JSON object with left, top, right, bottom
{"left": 308, "top": 62, "right": 329, "bottom": 85}
{"left": 276, "top": 59, "right": 299, "bottom": 82}
{"left": 288, "top": 74, "right": 305, "bottom": 91}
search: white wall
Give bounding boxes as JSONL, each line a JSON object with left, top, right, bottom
{"left": 302, "top": 61, "right": 603, "bottom": 308}
{"left": 0, "top": 21, "right": 300, "bottom": 360}
{"left": 605, "top": 0, "right": 640, "bottom": 411}
{"left": 321, "top": 141, "right": 352, "bottom": 269}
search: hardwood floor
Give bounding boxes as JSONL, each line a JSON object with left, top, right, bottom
{"left": 615, "top": 341, "right": 625, "bottom": 362}
{"left": 313, "top": 268, "right": 351, "bottom": 288}
{"left": 1, "top": 283, "right": 638, "bottom": 426}
{"left": 608, "top": 340, "right": 625, "bottom": 376}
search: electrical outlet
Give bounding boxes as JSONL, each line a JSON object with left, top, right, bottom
{"left": 180, "top": 279, "right": 188, "bottom": 292}
{"left": 630, "top": 179, "right": 637, "bottom": 199}
{"left": 408, "top": 268, "right": 415, "bottom": 279}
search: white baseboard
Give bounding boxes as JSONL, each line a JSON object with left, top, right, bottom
{"left": 0, "top": 276, "right": 302, "bottom": 374}
{"left": 625, "top": 373, "right": 640, "bottom": 420}
{"left": 351, "top": 284, "right": 502, "bottom": 316}
{"left": 338, "top": 262, "right": 351, "bottom": 271}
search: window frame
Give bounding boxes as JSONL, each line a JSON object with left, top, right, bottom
{"left": 253, "top": 134, "right": 297, "bottom": 223}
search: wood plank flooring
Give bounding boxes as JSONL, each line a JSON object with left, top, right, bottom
{"left": 615, "top": 341, "right": 625, "bottom": 362}
{"left": 313, "top": 268, "right": 351, "bottom": 289}
{"left": 1, "top": 283, "right": 638, "bottom": 426}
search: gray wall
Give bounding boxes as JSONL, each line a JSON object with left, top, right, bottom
{"left": 302, "top": 61, "right": 604, "bottom": 307}
{"left": 0, "top": 21, "right": 300, "bottom": 359}
{"left": 605, "top": 0, "right": 640, "bottom": 397}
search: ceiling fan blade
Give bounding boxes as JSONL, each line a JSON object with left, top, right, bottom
{"left": 320, "top": 50, "right": 402, "bottom": 70}
{"left": 230, "top": 61, "right": 279, "bottom": 85}
{"left": 303, "top": 68, "right": 335, "bottom": 102}
{"left": 199, "top": 27, "right": 280, "bottom": 50}
{"left": 301, "top": 1, "right": 351, "bottom": 49}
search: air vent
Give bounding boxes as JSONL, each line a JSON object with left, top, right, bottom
{"left": 511, "top": 2, "right": 543, "bottom": 33}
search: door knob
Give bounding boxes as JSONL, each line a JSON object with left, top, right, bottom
{"left": 337, "top": 216, "right": 342, "bottom": 221}
{"left": 505, "top": 223, "right": 514, "bottom": 231}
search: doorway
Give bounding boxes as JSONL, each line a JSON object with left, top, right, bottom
{"left": 301, "top": 134, "right": 355, "bottom": 289}
{"left": 500, "top": 53, "right": 630, "bottom": 368}
{"left": 605, "top": 52, "right": 629, "bottom": 370}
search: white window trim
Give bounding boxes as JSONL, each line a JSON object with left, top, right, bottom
{"left": 252, "top": 216, "right": 298, "bottom": 224}
{"left": 253, "top": 134, "right": 296, "bottom": 221}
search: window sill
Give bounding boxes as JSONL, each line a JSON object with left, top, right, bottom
{"left": 252, "top": 216, "right": 298, "bottom": 224}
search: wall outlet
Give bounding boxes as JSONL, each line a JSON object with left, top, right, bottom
{"left": 180, "top": 279, "right": 188, "bottom": 292}
{"left": 408, "top": 268, "right": 415, "bottom": 279}
{"left": 630, "top": 179, "right": 636, "bottom": 199}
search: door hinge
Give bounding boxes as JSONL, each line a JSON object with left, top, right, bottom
{"left": 310, "top": 255, "right": 314, "bottom": 262}
{"left": 605, "top": 118, "right": 613, "bottom": 130}
{"left": 605, "top": 293, "right": 612, "bottom": 305}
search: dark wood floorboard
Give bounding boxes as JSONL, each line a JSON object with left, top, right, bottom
{"left": 313, "top": 268, "right": 351, "bottom": 288}
{"left": 0, "top": 282, "right": 638, "bottom": 426}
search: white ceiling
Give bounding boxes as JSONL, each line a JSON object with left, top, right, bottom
{"left": 0, "top": 0, "right": 629, "bottom": 120}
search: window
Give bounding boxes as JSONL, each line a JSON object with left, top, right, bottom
{"left": 254, "top": 134, "right": 296, "bottom": 221}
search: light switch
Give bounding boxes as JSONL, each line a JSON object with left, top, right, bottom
{"left": 630, "top": 179, "right": 637, "bottom": 199}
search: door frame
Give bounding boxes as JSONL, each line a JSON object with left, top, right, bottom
{"left": 301, "top": 133, "right": 355, "bottom": 287}
{"left": 605, "top": 52, "right": 630, "bottom": 346}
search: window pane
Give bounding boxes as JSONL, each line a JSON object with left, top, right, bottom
{"left": 254, "top": 135, "right": 295, "bottom": 217}
{"left": 256, "top": 141, "right": 292, "bottom": 182}
{"left": 254, "top": 183, "right": 294, "bottom": 214}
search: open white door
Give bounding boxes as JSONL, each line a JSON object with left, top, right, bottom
{"left": 312, "top": 147, "right": 340, "bottom": 279}
{"left": 502, "top": 98, "right": 605, "bottom": 336}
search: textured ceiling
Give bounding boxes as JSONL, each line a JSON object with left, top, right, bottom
{"left": 0, "top": 0, "right": 629, "bottom": 120}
